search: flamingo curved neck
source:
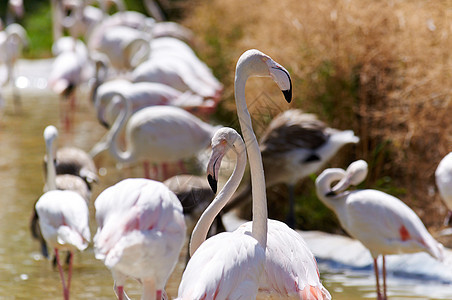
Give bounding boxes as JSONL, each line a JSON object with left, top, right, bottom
{"left": 189, "top": 139, "right": 247, "bottom": 256}
{"left": 316, "top": 169, "right": 347, "bottom": 211}
{"left": 106, "top": 93, "right": 135, "bottom": 163}
{"left": 45, "top": 140, "right": 57, "bottom": 191}
{"left": 235, "top": 66, "right": 268, "bottom": 249}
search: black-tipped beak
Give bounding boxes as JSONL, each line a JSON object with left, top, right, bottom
{"left": 326, "top": 190, "right": 337, "bottom": 197}
{"left": 207, "top": 174, "right": 217, "bottom": 194}
{"left": 282, "top": 89, "right": 292, "bottom": 103}
{"left": 100, "top": 120, "right": 110, "bottom": 129}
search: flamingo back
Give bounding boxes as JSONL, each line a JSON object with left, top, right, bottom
{"left": 36, "top": 190, "right": 90, "bottom": 251}
{"left": 94, "top": 178, "right": 186, "bottom": 286}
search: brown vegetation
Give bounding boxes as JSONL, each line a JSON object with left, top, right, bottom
{"left": 181, "top": 0, "right": 452, "bottom": 237}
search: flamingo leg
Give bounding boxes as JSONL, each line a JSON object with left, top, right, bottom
{"left": 116, "top": 285, "right": 124, "bottom": 300}
{"left": 67, "top": 252, "right": 73, "bottom": 295}
{"left": 157, "top": 290, "right": 162, "bottom": 300}
{"left": 55, "top": 249, "right": 69, "bottom": 300}
{"left": 373, "top": 257, "right": 382, "bottom": 300}
{"left": 286, "top": 183, "right": 296, "bottom": 229}
{"left": 382, "top": 256, "right": 387, "bottom": 300}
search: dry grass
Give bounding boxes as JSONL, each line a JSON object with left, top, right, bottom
{"left": 181, "top": 0, "right": 452, "bottom": 234}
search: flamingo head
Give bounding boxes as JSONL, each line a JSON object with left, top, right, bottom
{"left": 330, "top": 160, "right": 368, "bottom": 194}
{"left": 237, "top": 49, "right": 292, "bottom": 103}
{"left": 207, "top": 127, "right": 243, "bottom": 193}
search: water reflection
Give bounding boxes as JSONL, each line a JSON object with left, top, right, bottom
{"left": 0, "top": 69, "right": 451, "bottom": 299}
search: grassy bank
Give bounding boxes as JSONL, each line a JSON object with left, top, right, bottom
{"left": 182, "top": 0, "right": 452, "bottom": 234}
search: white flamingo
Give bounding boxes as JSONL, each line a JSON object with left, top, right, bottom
{"left": 179, "top": 49, "right": 329, "bottom": 299}
{"left": 0, "top": 22, "right": 28, "bottom": 108}
{"left": 92, "top": 79, "right": 216, "bottom": 129}
{"left": 316, "top": 159, "right": 444, "bottom": 300}
{"left": 436, "top": 152, "right": 452, "bottom": 225}
{"left": 91, "top": 92, "right": 221, "bottom": 179}
{"left": 224, "top": 109, "right": 359, "bottom": 228}
{"left": 35, "top": 190, "right": 90, "bottom": 300}
{"left": 31, "top": 125, "right": 96, "bottom": 260}
{"left": 35, "top": 125, "right": 91, "bottom": 300}
{"left": 131, "top": 38, "right": 223, "bottom": 102}
{"left": 48, "top": 41, "right": 90, "bottom": 130}
{"left": 184, "top": 127, "right": 331, "bottom": 299}
{"left": 88, "top": 24, "right": 151, "bottom": 74}
{"left": 94, "top": 178, "right": 186, "bottom": 300}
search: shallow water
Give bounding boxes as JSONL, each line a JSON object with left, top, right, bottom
{"left": 0, "top": 71, "right": 451, "bottom": 299}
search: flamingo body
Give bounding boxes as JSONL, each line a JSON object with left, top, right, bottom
{"left": 316, "top": 160, "right": 443, "bottom": 299}
{"left": 94, "top": 178, "right": 186, "bottom": 298}
{"left": 436, "top": 152, "right": 452, "bottom": 223}
{"left": 36, "top": 190, "right": 90, "bottom": 252}
{"left": 329, "top": 188, "right": 443, "bottom": 259}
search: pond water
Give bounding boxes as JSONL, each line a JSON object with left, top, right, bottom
{"left": 0, "top": 64, "right": 451, "bottom": 299}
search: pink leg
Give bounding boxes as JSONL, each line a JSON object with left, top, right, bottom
{"left": 117, "top": 286, "right": 124, "bottom": 300}
{"left": 67, "top": 252, "right": 73, "bottom": 295}
{"left": 373, "top": 257, "right": 382, "bottom": 300}
{"left": 55, "top": 249, "right": 69, "bottom": 300}
{"left": 382, "top": 256, "right": 387, "bottom": 300}
{"left": 157, "top": 290, "right": 162, "bottom": 299}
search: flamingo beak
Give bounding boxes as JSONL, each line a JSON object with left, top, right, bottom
{"left": 206, "top": 144, "right": 227, "bottom": 194}
{"left": 270, "top": 65, "right": 292, "bottom": 103}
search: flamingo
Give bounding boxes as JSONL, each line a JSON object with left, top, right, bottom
{"left": 131, "top": 38, "right": 223, "bottom": 102}
{"left": 35, "top": 190, "right": 90, "bottom": 300}
{"left": 31, "top": 125, "right": 96, "bottom": 260}
{"left": 91, "top": 92, "right": 221, "bottom": 179}
{"left": 436, "top": 152, "right": 452, "bottom": 225}
{"left": 6, "top": 0, "right": 24, "bottom": 25}
{"left": 42, "top": 125, "right": 98, "bottom": 191}
{"left": 91, "top": 79, "right": 216, "bottom": 129}
{"left": 88, "top": 24, "right": 151, "bottom": 74}
{"left": 34, "top": 126, "right": 91, "bottom": 300}
{"left": 48, "top": 40, "right": 90, "bottom": 130}
{"left": 185, "top": 128, "right": 330, "bottom": 299}
{"left": 224, "top": 109, "right": 359, "bottom": 228}
{"left": 177, "top": 129, "right": 266, "bottom": 300}
{"left": 179, "top": 49, "right": 329, "bottom": 299}
{"left": 0, "top": 22, "right": 28, "bottom": 108}
{"left": 93, "top": 178, "right": 186, "bottom": 300}
{"left": 316, "top": 159, "right": 444, "bottom": 300}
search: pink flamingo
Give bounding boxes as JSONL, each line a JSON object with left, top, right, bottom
{"left": 35, "top": 190, "right": 90, "bottom": 300}
{"left": 178, "top": 49, "right": 330, "bottom": 299}
{"left": 94, "top": 178, "right": 186, "bottom": 300}
{"left": 436, "top": 152, "right": 452, "bottom": 225}
{"left": 90, "top": 92, "right": 220, "bottom": 180}
{"left": 316, "top": 160, "right": 444, "bottom": 300}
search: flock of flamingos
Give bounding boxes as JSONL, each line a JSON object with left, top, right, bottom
{"left": 2, "top": 0, "right": 452, "bottom": 299}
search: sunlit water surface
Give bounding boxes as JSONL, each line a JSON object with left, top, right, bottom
{"left": 0, "top": 75, "right": 451, "bottom": 299}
